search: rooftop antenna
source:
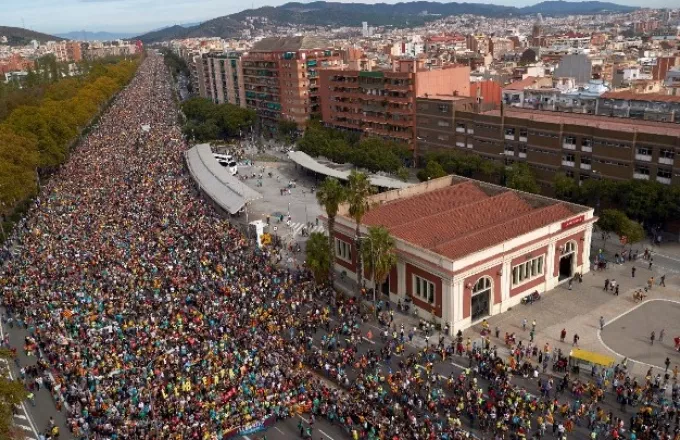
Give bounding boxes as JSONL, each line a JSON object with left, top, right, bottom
{"left": 22, "top": 18, "right": 26, "bottom": 29}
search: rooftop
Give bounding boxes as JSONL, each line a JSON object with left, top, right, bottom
{"left": 483, "top": 108, "right": 680, "bottom": 137}
{"left": 504, "top": 76, "right": 539, "bottom": 91}
{"left": 600, "top": 91, "right": 680, "bottom": 103}
{"left": 251, "top": 36, "right": 332, "bottom": 52}
{"left": 356, "top": 177, "right": 586, "bottom": 261}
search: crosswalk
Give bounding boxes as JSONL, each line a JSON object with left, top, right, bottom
{"left": 271, "top": 222, "right": 325, "bottom": 237}
{"left": 0, "top": 358, "right": 40, "bottom": 440}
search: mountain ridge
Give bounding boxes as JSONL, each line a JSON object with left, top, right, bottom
{"left": 0, "top": 26, "right": 64, "bottom": 45}
{"left": 134, "top": 0, "right": 638, "bottom": 43}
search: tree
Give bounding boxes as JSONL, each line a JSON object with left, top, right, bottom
{"left": 554, "top": 173, "right": 580, "bottom": 201}
{"left": 0, "top": 348, "right": 29, "bottom": 440}
{"left": 505, "top": 163, "right": 540, "bottom": 194}
{"left": 316, "top": 177, "right": 347, "bottom": 285}
{"left": 277, "top": 120, "right": 298, "bottom": 144}
{"left": 305, "top": 232, "right": 331, "bottom": 284}
{"left": 596, "top": 209, "right": 629, "bottom": 250}
{"left": 347, "top": 170, "right": 374, "bottom": 296}
{"left": 417, "top": 160, "right": 447, "bottom": 182}
{"left": 361, "top": 225, "right": 398, "bottom": 303}
{"left": 620, "top": 218, "right": 645, "bottom": 251}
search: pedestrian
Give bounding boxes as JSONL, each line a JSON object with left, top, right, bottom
{"left": 532, "top": 320, "right": 536, "bottom": 332}
{"left": 599, "top": 316, "right": 605, "bottom": 331}
{"left": 649, "top": 258, "right": 653, "bottom": 270}
{"left": 603, "top": 278, "right": 610, "bottom": 291}
{"left": 610, "top": 279, "right": 617, "bottom": 292}
{"left": 530, "top": 329, "right": 535, "bottom": 342}
{"left": 495, "top": 326, "right": 500, "bottom": 338}
{"left": 659, "top": 275, "right": 665, "bottom": 287}
{"left": 568, "top": 279, "right": 573, "bottom": 290}
{"left": 631, "top": 267, "right": 636, "bottom": 277}
{"left": 573, "top": 333, "right": 579, "bottom": 346}
{"left": 665, "top": 357, "right": 671, "bottom": 372}
{"left": 560, "top": 328, "right": 566, "bottom": 343}
{"left": 522, "top": 318, "right": 527, "bottom": 331}
{"left": 659, "top": 328, "right": 664, "bottom": 342}
{"left": 650, "top": 331, "right": 655, "bottom": 345}
{"left": 615, "top": 285, "right": 619, "bottom": 296}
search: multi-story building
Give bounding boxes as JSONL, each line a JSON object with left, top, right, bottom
{"left": 416, "top": 100, "right": 680, "bottom": 188}
{"left": 197, "top": 52, "right": 245, "bottom": 107}
{"left": 50, "top": 41, "right": 82, "bottom": 63}
{"left": 319, "top": 59, "right": 470, "bottom": 147}
{"left": 596, "top": 91, "right": 680, "bottom": 122}
{"left": 666, "top": 68, "right": 680, "bottom": 96}
{"left": 240, "top": 36, "right": 342, "bottom": 132}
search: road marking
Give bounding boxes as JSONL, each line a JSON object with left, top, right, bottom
{"left": 298, "top": 415, "right": 310, "bottom": 424}
{"left": 450, "top": 361, "right": 467, "bottom": 370}
{"left": 597, "top": 298, "right": 680, "bottom": 372}
{"left": 362, "top": 337, "right": 375, "bottom": 345}
{"left": 14, "top": 414, "right": 27, "bottom": 420}
{"left": 274, "top": 427, "right": 285, "bottom": 434}
{"left": 319, "top": 429, "right": 335, "bottom": 440}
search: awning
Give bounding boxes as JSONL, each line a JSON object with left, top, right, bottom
{"left": 569, "top": 349, "right": 615, "bottom": 368}
{"left": 185, "top": 144, "right": 262, "bottom": 215}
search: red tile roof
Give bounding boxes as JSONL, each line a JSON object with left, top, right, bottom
{"left": 601, "top": 91, "right": 680, "bottom": 103}
{"left": 503, "top": 76, "right": 538, "bottom": 91}
{"left": 360, "top": 180, "right": 578, "bottom": 260}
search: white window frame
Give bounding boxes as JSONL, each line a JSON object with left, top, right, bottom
{"left": 511, "top": 255, "right": 545, "bottom": 287}
{"left": 335, "top": 238, "right": 352, "bottom": 263}
{"left": 413, "top": 275, "right": 435, "bottom": 304}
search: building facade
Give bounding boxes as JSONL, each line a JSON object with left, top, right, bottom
{"left": 327, "top": 176, "right": 594, "bottom": 333}
{"left": 198, "top": 52, "right": 245, "bottom": 107}
{"left": 241, "top": 36, "right": 342, "bottom": 133}
{"left": 319, "top": 61, "right": 470, "bottom": 146}
{"left": 416, "top": 100, "right": 680, "bottom": 187}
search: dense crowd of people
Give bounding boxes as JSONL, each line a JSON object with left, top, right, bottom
{"left": 0, "top": 54, "right": 678, "bottom": 440}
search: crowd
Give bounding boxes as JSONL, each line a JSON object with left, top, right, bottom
{"left": 0, "top": 54, "right": 678, "bottom": 440}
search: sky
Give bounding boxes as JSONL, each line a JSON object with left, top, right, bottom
{"left": 1, "top": 0, "right": 662, "bottom": 35}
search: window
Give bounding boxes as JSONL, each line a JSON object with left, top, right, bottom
{"left": 658, "top": 168, "right": 672, "bottom": 179}
{"left": 519, "top": 145, "right": 527, "bottom": 153}
{"left": 581, "top": 138, "right": 592, "bottom": 147}
{"left": 564, "top": 136, "right": 576, "bottom": 144}
{"left": 505, "top": 128, "right": 515, "bottom": 136}
{"left": 581, "top": 156, "right": 592, "bottom": 165}
{"left": 437, "top": 134, "right": 449, "bottom": 141}
{"left": 635, "top": 166, "right": 650, "bottom": 175}
{"left": 563, "top": 153, "right": 575, "bottom": 162}
{"left": 519, "top": 128, "right": 528, "bottom": 138}
{"left": 413, "top": 275, "right": 435, "bottom": 304}
{"left": 335, "top": 238, "right": 352, "bottom": 262}
{"left": 660, "top": 149, "right": 675, "bottom": 159}
{"left": 565, "top": 170, "right": 575, "bottom": 178}
{"left": 438, "top": 104, "right": 450, "bottom": 113}
{"left": 637, "top": 147, "right": 652, "bottom": 156}
{"left": 512, "top": 255, "right": 545, "bottom": 286}
{"left": 456, "top": 123, "right": 466, "bottom": 133}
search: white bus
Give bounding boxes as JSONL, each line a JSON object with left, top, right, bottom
{"left": 213, "top": 153, "right": 238, "bottom": 176}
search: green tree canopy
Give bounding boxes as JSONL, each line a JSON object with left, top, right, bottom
{"left": 361, "top": 225, "right": 398, "bottom": 302}
{"left": 417, "top": 160, "right": 447, "bottom": 182}
{"left": 316, "top": 177, "right": 347, "bottom": 285}
{"left": 505, "top": 163, "right": 540, "bottom": 194}
{"left": 347, "top": 170, "right": 375, "bottom": 295}
{"left": 305, "top": 232, "right": 332, "bottom": 284}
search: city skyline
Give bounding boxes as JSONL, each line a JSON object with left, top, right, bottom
{"left": 2, "top": 0, "right": 666, "bottom": 36}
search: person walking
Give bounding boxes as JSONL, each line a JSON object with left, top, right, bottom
{"left": 603, "top": 278, "right": 610, "bottom": 291}
{"left": 650, "top": 331, "right": 656, "bottom": 345}
{"left": 659, "top": 275, "right": 666, "bottom": 287}
{"left": 659, "top": 328, "right": 665, "bottom": 342}
{"left": 522, "top": 318, "right": 527, "bottom": 331}
{"left": 615, "top": 285, "right": 619, "bottom": 296}
{"left": 665, "top": 357, "right": 671, "bottom": 372}
{"left": 649, "top": 258, "right": 653, "bottom": 270}
{"left": 560, "top": 328, "right": 567, "bottom": 343}
{"left": 631, "top": 267, "right": 636, "bottom": 278}
{"left": 599, "top": 316, "right": 605, "bottom": 331}
{"left": 573, "top": 333, "right": 579, "bottom": 346}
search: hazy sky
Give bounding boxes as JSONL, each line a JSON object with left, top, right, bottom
{"left": 2, "top": 0, "right": 661, "bottom": 35}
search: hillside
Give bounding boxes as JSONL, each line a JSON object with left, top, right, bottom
{"left": 57, "top": 31, "right": 137, "bottom": 41}
{"left": 0, "top": 26, "right": 63, "bottom": 45}
{"left": 135, "top": 0, "right": 638, "bottom": 43}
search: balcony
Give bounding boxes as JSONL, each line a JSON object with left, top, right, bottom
{"left": 562, "top": 160, "right": 575, "bottom": 167}
{"left": 456, "top": 127, "right": 465, "bottom": 133}
{"left": 518, "top": 152, "right": 527, "bottom": 158}
{"left": 580, "top": 163, "right": 592, "bottom": 170}
{"left": 504, "top": 134, "right": 515, "bottom": 140}
{"left": 519, "top": 136, "right": 527, "bottom": 142}
{"left": 504, "top": 150, "right": 515, "bottom": 156}
{"left": 635, "top": 154, "right": 652, "bottom": 162}
{"left": 633, "top": 173, "right": 650, "bottom": 180}
{"left": 657, "top": 176, "right": 672, "bottom": 185}
{"left": 562, "top": 142, "right": 576, "bottom": 150}
{"left": 659, "top": 157, "right": 674, "bottom": 165}
{"left": 581, "top": 146, "right": 592, "bottom": 153}
{"left": 467, "top": 128, "right": 474, "bottom": 134}
{"left": 467, "top": 143, "right": 474, "bottom": 149}
{"left": 456, "top": 142, "right": 465, "bottom": 148}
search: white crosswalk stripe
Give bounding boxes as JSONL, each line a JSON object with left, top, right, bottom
{"left": 284, "top": 222, "right": 325, "bottom": 237}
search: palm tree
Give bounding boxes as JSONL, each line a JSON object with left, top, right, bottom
{"left": 305, "top": 231, "right": 331, "bottom": 285}
{"left": 347, "top": 170, "right": 374, "bottom": 296}
{"left": 361, "top": 225, "right": 398, "bottom": 303}
{"left": 316, "top": 177, "right": 347, "bottom": 285}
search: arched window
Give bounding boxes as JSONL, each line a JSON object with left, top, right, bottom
{"left": 564, "top": 240, "right": 577, "bottom": 254}
{"left": 472, "top": 276, "right": 492, "bottom": 296}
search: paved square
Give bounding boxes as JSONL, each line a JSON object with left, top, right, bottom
{"left": 600, "top": 300, "right": 680, "bottom": 368}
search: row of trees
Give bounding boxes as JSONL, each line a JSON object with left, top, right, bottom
{"left": 297, "top": 122, "right": 411, "bottom": 179}
{"left": 180, "top": 97, "right": 256, "bottom": 142}
{"left": 307, "top": 172, "right": 398, "bottom": 300}
{"left": 1, "top": 57, "right": 140, "bottom": 235}
{"left": 596, "top": 209, "right": 645, "bottom": 251}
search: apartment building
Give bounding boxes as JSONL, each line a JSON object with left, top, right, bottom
{"left": 51, "top": 41, "right": 83, "bottom": 63}
{"left": 240, "top": 36, "right": 342, "bottom": 132}
{"left": 596, "top": 91, "right": 680, "bottom": 123}
{"left": 416, "top": 99, "right": 680, "bottom": 187}
{"left": 197, "top": 52, "right": 245, "bottom": 107}
{"left": 319, "top": 60, "right": 470, "bottom": 146}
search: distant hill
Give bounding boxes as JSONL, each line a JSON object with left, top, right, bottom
{"left": 57, "top": 31, "right": 137, "bottom": 41}
{"left": 0, "top": 26, "right": 63, "bottom": 45}
{"left": 135, "top": 1, "right": 638, "bottom": 43}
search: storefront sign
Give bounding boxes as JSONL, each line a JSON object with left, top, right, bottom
{"left": 561, "top": 215, "right": 585, "bottom": 230}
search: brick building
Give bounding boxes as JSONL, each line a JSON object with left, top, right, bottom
{"left": 241, "top": 36, "right": 342, "bottom": 133}
{"left": 416, "top": 100, "right": 680, "bottom": 187}
{"left": 0, "top": 53, "right": 34, "bottom": 75}
{"left": 197, "top": 51, "right": 245, "bottom": 107}
{"left": 327, "top": 176, "right": 594, "bottom": 333}
{"left": 319, "top": 60, "right": 470, "bottom": 147}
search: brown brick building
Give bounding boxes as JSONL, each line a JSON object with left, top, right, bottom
{"left": 241, "top": 36, "right": 342, "bottom": 133}
{"left": 319, "top": 60, "right": 470, "bottom": 146}
{"left": 416, "top": 100, "right": 680, "bottom": 187}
